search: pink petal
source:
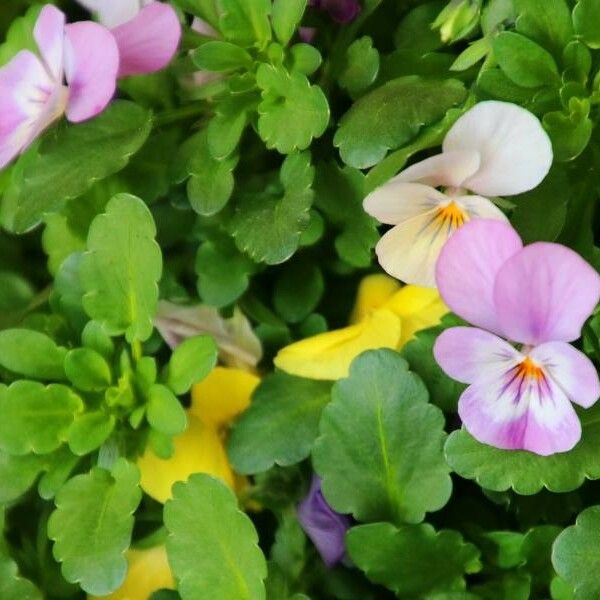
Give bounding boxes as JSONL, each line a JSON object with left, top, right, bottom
{"left": 459, "top": 363, "right": 582, "bottom": 456}
{"left": 435, "top": 219, "right": 523, "bottom": 335}
{"left": 111, "top": 2, "right": 181, "bottom": 77}
{"left": 434, "top": 327, "right": 520, "bottom": 385}
{"left": 63, "top": 22, "right": 119, "bottom": 122}
{"left": 494, "top": 243, "right": 600, "bottom": 345}
{"left": 530, "top": 342, "right": 600, "bottom": 408}
{"left": 34, "top": 5, "right": 65, "bottom": 81}
{"left": 396, "top": 150, "right": 480, "bottom": 188}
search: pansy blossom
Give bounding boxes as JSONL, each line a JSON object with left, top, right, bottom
{"left": 434, "top": 219, "right": 600, "bottom": 456}
{"left": 0, "top": 5, "right": 119, "bottom": 168}
{"left": 363, "top": 101, "right": 553, "bottom": 287}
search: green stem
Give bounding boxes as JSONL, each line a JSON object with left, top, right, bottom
{"left": 153, "top": 102, "right": 207, "bottom": 127}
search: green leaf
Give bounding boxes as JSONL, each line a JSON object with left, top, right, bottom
{"left": 0, "top": 382, "right": 83, "bottom": 455}
{"left": 334, "top": 76, "right": 467, "bottom": 169}
{"left": 0, "top": 329, "right": 67, "bottom": 380}
{"left": 48, "top": 459, "right": 142, "bottom": 596}
{"left": 338, "top": 37, "right": 380, "bottom": 97}
{"left": 0, "top": 4, "right": 40, "bottom": 66}
{"left": 192, "top": 40, "right": 253, "bottom": 71}
{"left": 274, "top": 261, "right": 324, "bottom": 323}
{"left": 64, "top": 348, "right": 112, "bottom": 392}
{"left": 165, "top": 335, "right": 218, "bottom": 395}
{"left": 218, "top": 0, "right": 272, "bottom": 48}
{"left": 573, "top": 0, "right": 600, "bottom": 49}
{"left": 313, "top": 349, "right": 452, "bottom": 524}
{"left": 228, "top": 372, "right": 331, "bottom": 474}
{"left": 229, "top": 152, "right": 314, "bottom": 264}
{"left": 0, "top": 450, "right": 48, "bottom": 503}
{"left": 552, "top": 505, "right": 600, "bottom": 599}
{"left": 347, "top": 523, "right": 481, "bottom": 597}
{"left": 493, "top": 31, "right": 560, "bottom": 88}
{"left": 67, "top": 412, "right": 116, "bottom": 456}
{"left": 272, "top": 0, "right": 307, "bottom": 45}
{"left": 445, "top": 402, "right": 600, "bottom": 494}
{"left": 0, "top": 555, "right": 42, "bottom": 600}
{"left": 147, "top": 384, "right": 188, "bottom": 436}
{"left": 288, "top": 43, "right": 322, "bottom": 76}
{"left": 256, "top": 65, "right": 329, "bottom": 154}
{"left": 543, "top": 100, "right": 593, "bottom": 162}
{"left": 81, "top": 194, "right": 162, "bottom": 343}
{"left": 164, "top": 473, "right": 267, "bottom": 599}
{"left": 1, "top": 101, "right": 152, "bottom": 233}
{"left": 394, "top": 1, "right": 445, "bottom": 54}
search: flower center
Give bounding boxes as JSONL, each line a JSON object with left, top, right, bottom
{"left": 434, "top": 201, "right": 469, "bottom": 229}
{"left": 516, "top": 356, "right": 544, "bottom": 381}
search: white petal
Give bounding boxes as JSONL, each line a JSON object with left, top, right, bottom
{"left": 33, "top": 5, "right": 65, "bottom": 81}
{"left": 363, "top": 182, "right": 446, "bottom": 225}
{"left": 456, "top": 195, "right": 509, "bottom": 221}
{"left": 76, "top": 0, "right": 142, "bottom": 28}
{"left": 396, "top": 150, "right": 480, "bottom": 188}
{"left": 443, "top": 101, "right": 552, "bottom": 197}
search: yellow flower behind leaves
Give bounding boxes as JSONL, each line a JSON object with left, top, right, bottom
{"left": 138, "top": 367, "right": 260, "bottom": 503}
{"left": 274, "top": 274, "right": 447, "bottom": 380}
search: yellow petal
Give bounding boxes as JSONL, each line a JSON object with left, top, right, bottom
{"left": 350, "top": 274, "right": 401, "bottom": 324}
{"left": 138, "top": 415, "right": 234, "bottom": 503}
{"left": 383, "top": 285, "right": 448, "bottom": 347}
{"left": 274, "top": 309, "right": 402, "bottom": 380}
{"left": 190, "top": 367, "right": 260, "bottom": 429}
{"left": 89, "top": 545, "right": 174, "bottom": 600}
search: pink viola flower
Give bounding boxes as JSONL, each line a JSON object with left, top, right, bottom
{"left": 433, "top": 219, "right": 600, "bottom": 456}
{"left": 363, "top": 101, "right": 553, "bottom": 287}
{"left": 0, "top": 5, "right": 119, "bottom": 169}
{"left": 77, "top": 0, "right": 181, "bottom": 77}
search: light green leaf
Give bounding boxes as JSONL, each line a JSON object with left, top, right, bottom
{"left": 0, "top": 556, "right": 42, "bottom": 600}
{"left": 288, "top": 43, "right": 322, "bottom": 76}
{"left": 165, "top": 335, "right": 218, "bottom": 395}
{"left": 445, "top": 402, "right": 600, "bottom": 494}
{"left": 347, "top": 523, "right": 481, "bottom": 596}
{"left": 228, "top": 372, "right": 331, "bottom": 474}
{"left": 164, "top": 473, "right": 267, "bottom": 600}
{"left": 192, "top": 40, "right": 253, "bottom": 71}
{"left": 0, "top": 450, "right": 48, "bottom": 503}
{"left": 256, "top": 65, "right": 329, "bottom": 154}
{"left": 0, "top": 4, "right": 40, "bottom": 66}
{"left": 313, "top": 349, "right": 452, "bottom": 524}
{"left": 0, "top": 329, "right": 67, "bottom": 380}
{"left": 218, "top": 0, "right": 272, "bottom": 48}
{"left": 334, "top": 76, "right": 467, "bottom": 169}
{"left": 573, "top": 0, "right": 600, "bottom": 49}
{"left": 48, "top": 459, "right": 142, "bottom": 596}
{"left": 1, "top": 101, "right": 152, "bottom": 233}
{"left": 229, "top": 152, "right": 314, "bottom": 264}
{"left": 338, "top": 37, "right": 380, "bottom": 97}
{"left": 147, "top": 384, "right": 188, "bottom": 436}
{"left": 81, "top": 194, "right": 162, "bottom": 343}
{"left": 67, "top": 412, "right": 116, "bottom": 456}
{"left": 64, "top": 348, "right": 112, "bottom": 392}
{"left": 0, "top": 382, "right": 83, "bottom": 455}
{"left": 272, "top": 0, "right": 307, "bottom": 45}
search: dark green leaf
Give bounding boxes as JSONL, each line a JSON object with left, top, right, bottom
{"left": 274, "top": 261, "right": 324, "bottom": 323}
{"left": 338, "top": 37, "right": 380, "bottom": 97}
{"left": 573, "top": 0, "right": 600, "bottom": 49}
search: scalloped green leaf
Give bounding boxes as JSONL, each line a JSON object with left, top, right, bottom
{"left": 1, "top": 101, "right": 152, "bottom": 233}
{"left": 47, "top": 459, "right": 141, "bottom": 596}
{"left": 81, "top": 194, "right": 162, "bottom": 343}
{"left": 0, "top": 556, "right": 42, "bottom": 600}
{"left": 312, "top": 349, "right": 452, "bottom": 524}
{"left": 164, "top": 474, "right": 267, "bottom": 600}
{"left": 347, "top": 522, "right": 481, "bottom": 596}
{"left": 445, "top": 403, "right": 600, "bottom": 494}
{"left": 0, "top": 450, "right": 47, "bottom": 503}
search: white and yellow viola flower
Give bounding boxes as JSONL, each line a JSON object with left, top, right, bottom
{"left": 363, "top": 101, "right": 553, "bottom": 287}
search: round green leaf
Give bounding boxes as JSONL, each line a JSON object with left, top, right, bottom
{"left": 146, "top": 384, "right": 188, "bottom": 436}
{"left": 192, "top": 40, "right": 252, "bottom": 71}
{"left": 67, "top": 412, "right": 116, "bottom": 456}
{"left": 338, "top": 37, "right": 380, "bottom": 97}
{"left": 312, "top": 349, "right": 452, "bottom": 524}
{"left": 64, "top": 348, "right": 112, "bottom": 392}
{"left": 165, "top": 335, "right": 218, "bottom": 395}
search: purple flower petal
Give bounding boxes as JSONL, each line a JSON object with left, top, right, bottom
{"left": 111, "top": 2, "right": 181, "bottom": 77}
{"left": 311, "top": 0, "right": 362, "bottom": 23}
{"left": 435, "top": 219, "right": 523, "bottom": 335}
{"left": 493, "top": 242, "right": 600, "bottom": 345}
{"left": 297, "top": 477, "right": 350, "bottom": 567}
{"left": 63, "top": 21, "right": 119, "bottom": 122}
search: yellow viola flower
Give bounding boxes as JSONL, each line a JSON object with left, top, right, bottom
{"left": 274, "top": 274, "right": 447, "bottom": 380}
{"left": 90, "top": 545, "right": 174, "bottom": 600}
{"left": 138, "top": 367, "right": 260, "bottom": 503}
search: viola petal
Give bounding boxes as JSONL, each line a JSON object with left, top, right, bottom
{"left": 459, "top": 364, "right": 582, "bottom": 456}
{"left": 434, "top": 326, "right": 521, "bottom": 385}
{"left": 63, "top": 22, "right": 119, "bottom": 122}
{"left": 363, "top": 181, "right": 447, "bottom": 225}
{"left": 111, "top": 2, "right": 181, "bottom": 77}
{"left": 350, "top": 274, "right": 400, "bottom": 323}
{"left": 33, "top": 4, "right": 65, "bottom": 81}
{"left": 443, "top": 101, "right": 553, "bottom": 196}
{"left": 396, "top": 150, "right": 480, "bottom": 188}
{"left": 494, "top": 242, "right": 600, "bottom": 345}
{"left": 77, "top": 0, "right": 145, "bottom": 29}
{"left": 530, "top": 342, "right": 600, "bottom": 408}
{"left": 456, "top": 194, "right": 509, "bottom": 221}
{"left": 435, "top": 219, "right": 523, "bottom": 334}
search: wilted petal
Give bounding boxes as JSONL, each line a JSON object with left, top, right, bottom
{"left": 350, "top": 274, "right": 400, "bottom": 323}
{"left": 77, "top": 0, "right": 146, "bottom": 29}
{"left": 436, "top": 219, "right": 522, "bottom": 334}
{"left": 63, "top": 22, "right": 119, "bottom": 122}
{"left": 396, "top": 150, "right": 480, "bottom": 189}
{"left": 363, "top": 181, "right": 447, "bottom": 225}
{"left": 297, "top": 477, "right": 351, "bottom": 567}
{"left": 443, "top": 101, "right": 553, "bottom": 196}
{"left": 494, "top": 242, "right": 600, "bottom": 345}
{"left": 34, "top": 5, "right": 65, "bottom": 81}
{"left": 112, "top": 2, "right": 181, "bottom": 77}
{"left": 530, "top": 342, "right": 600, "bottom": 408}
